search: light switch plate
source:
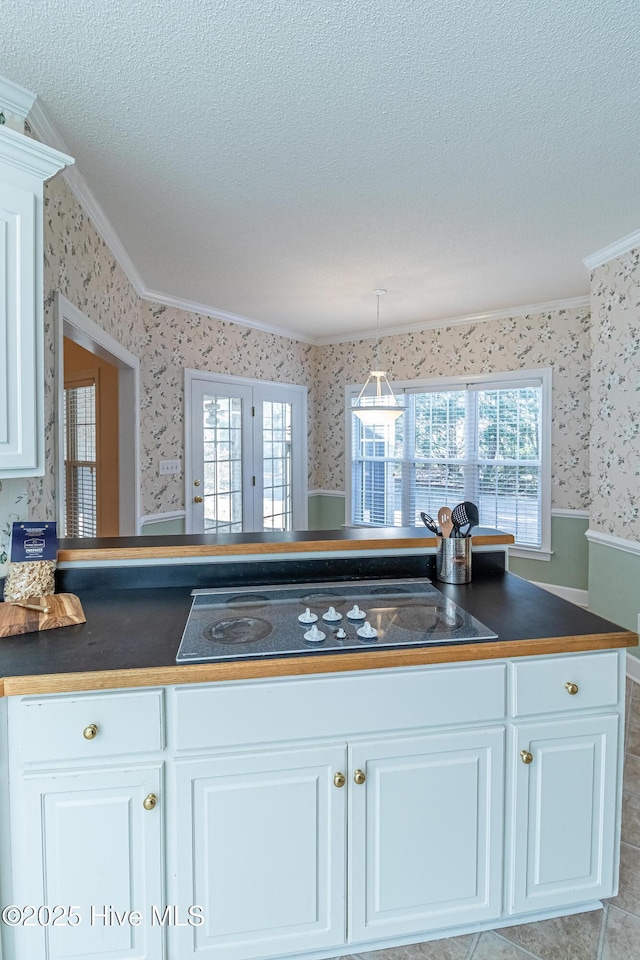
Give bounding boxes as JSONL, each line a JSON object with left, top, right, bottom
{"left": 159, "top": 459, "right": 181, "bottom": 476}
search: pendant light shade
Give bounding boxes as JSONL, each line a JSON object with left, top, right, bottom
{"left": 352, "top": 291, "right": 404, "bottom": 425}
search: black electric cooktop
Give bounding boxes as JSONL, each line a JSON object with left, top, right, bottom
{"left": 176, "top": 578, "right": 498, "bottom": 663}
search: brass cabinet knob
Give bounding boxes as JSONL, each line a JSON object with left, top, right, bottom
{"left": 194, "top": 496, "right": 203, "bottom": 503}
{"left": 83, "top": 724, "right": 98, "bottom": 740}
{"left": 143, "top": 793, "right": 157, "bottom": 811}
{"left": 354, "top": 769, "right": 366, "bottom": 785}
{"left": 520, "top": 750, "right": 533, "bottom": 765}
{"left": 333, "top": 772, "right": 346, "bottom": 788}
{"left": 194, "top": 479, "right": 201, "bottom": 487}
{"left": 565, "top": 682, "right": 579, "bottom": 696}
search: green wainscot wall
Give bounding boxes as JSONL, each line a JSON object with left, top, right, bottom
{"left": 308, "top": 494, "right": 346, "bottom": 530}
{"left": 140, "top": 517, "right": 186, "bottom": 536}
{"left": 589, "top": 539, "right": 640, "bottom": 652}
{"left": 510, "top": 515, "right": 589, "bottom": 590}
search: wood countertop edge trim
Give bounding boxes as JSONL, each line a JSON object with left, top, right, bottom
{"left": 1, "top": 631, "right": 635, "bottom": 696}
{"left": 56, "top": 533, "right": 515, "bottom": 562}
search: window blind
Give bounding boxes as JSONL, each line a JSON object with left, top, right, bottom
{"left": 350, "top": 376, "right": 546, "bottom": 548}
{"left": 64, "top": 382, "right": 97, "bottom": 538}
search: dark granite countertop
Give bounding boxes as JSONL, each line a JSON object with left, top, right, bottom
{"left": 0, "top": 567, "right": 635, "bottom": 696}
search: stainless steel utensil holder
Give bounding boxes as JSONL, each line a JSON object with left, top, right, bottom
{"left": 436, "top": 537, "right": 472, "bottom": 583}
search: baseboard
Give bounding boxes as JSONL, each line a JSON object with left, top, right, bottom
{"left": 530, "top": 581, "right": 588, "bottom": 608}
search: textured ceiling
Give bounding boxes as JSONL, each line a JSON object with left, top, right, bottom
{"left": 3, "top": 0, "right": 640, "bottom": 339}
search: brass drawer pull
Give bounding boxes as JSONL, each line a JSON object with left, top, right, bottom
{"left": 83, "top": 724, "right": 98, "bottom": 740}
{"left": 520, "top": 750, "right": 533, "bottom": 765}
{"left": 354, "top": 769, "right": 366, "bottom": 785}
{"left": 333, "top": 772, "right": 346, "bottom": 788}
{"left": 143, "top": 793, "right": 157, "bottom": 810}
{"left": 565, "top": 682, "right": 579, "bottom": 696}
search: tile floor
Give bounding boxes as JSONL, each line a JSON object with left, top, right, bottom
{"left": 336, "top": 676, "right": 640, "bottom": 960}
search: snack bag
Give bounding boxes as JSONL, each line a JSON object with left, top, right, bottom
{"left": 3, "top": 522, "right": 58, "bottom": 602}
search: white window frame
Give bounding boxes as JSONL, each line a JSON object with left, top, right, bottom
{"left": 345, "top": 368, "right": 552, "bottom": 560}
{"left": 184, "top": 369, "right": 308, "bottom": 533}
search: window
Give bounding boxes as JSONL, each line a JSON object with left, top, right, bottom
{"left": 64, "top": 377, "right": 97, "bottom": 537}
{"left": 347, "top": 369, "right": 551, "bottom": 553}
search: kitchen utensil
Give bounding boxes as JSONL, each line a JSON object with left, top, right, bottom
{"left": 0, "top": 594, "right": 86, "bottom": 639}
{"left": 438, "top": 507, "right": 454, "bottom": 539}
{"left": 451, "top": 501, "right": 479, "bottom": 538}
{"left": 420, "top": 512, "right": 439, "bottom": 535}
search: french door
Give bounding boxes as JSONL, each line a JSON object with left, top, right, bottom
{"left": 187, "top": 373, "right": 307, "bottom": 533}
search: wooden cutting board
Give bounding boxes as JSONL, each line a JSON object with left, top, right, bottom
{"left": 0, "top": 594, "right": 86, "bottom": 638}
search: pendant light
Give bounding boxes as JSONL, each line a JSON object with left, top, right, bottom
{"left": 352, "top": 290, "right": 404, "bottom": 425}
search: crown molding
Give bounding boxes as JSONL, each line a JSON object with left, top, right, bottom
{"left": 28, "top": 100, "right": 148, "bottom": 295}
{"left": 29, "top": 101, "right": 316, "bottom": 343}
{"left": 140, "top": 287, "right": 316, "bottom": 344}
{"left": 583, "top": 229, "right": 640, "bottom": 270}
{"left": 24, "top": 101, "right": 593, "bottom": 349}
{"left": 314, "top": 296, "right": 591, "bottom": 346}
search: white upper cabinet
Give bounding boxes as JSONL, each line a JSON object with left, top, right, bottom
{"left": 0, "top": 77, "right": 72, "bottom": 478}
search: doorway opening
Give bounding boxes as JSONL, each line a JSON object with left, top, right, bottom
{"left": 185, "top": 370, "right": 308, "bottom": 534}
{"left": 56, "top": 294, "right": 140, "bottom": 536}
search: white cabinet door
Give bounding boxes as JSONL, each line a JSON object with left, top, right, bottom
{"left": 174, "top": 744, "right": 346, "bottom": 960}
{"left": 510, "top": 714, "right": 619, "bottom": 914}
{"left": 12, "top": 766, "right": 164, "bottom": 960}
{"left": 349, "top": 727, "right": 505, "bottom": 942}
{"left": 0, "top": 131, "right": 71, "bottom": 478}
{"left": 0, "top": 181, "right": 38, "bottom": 476}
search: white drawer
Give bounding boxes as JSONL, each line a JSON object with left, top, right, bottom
{"left": 11, "top": 688, "right": 165, "bottom": 764}
{"left": 509, "top": 651, "right": 620, "bottom": 717}
{"left": 173, "top": 662, "right": 507, "bottom": 751}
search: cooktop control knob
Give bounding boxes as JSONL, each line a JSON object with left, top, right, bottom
{"left": 347, "top": 604, "right": 366, "bottom": 620}
{"left": 322, "top": 606, "right": 342, "bottom": 622}
{"left": 304, "top": 624, "right": 326, "bottom": 642}
{"left": 298, "top": 607, "right": 318, "bottom": 624}
{"left": 357, "top": 621, "right": 378, "bottom": 639}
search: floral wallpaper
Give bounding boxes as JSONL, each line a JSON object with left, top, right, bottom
{"left": 590, "top": 249, "right": 640, "bottom": 540}
{"left": 139, "top": 302, "right": 315, "bottom": 514}
{"left": 315, "top": 307, "right": 592, "bottom": 510}
{"left": 0, "top": 480, "right": 28, "bottom": 577}
{"left": 31, "top": 176, "right": 143, "bottom": 520}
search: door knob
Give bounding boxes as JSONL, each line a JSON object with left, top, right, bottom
{"left": 520, "top": 750, "right": 533, "bottom": 765}
{"left": 194, "top": 479, "right": 201, "bottom": 487}
{"left": 194, "top": 496, "right": 203, "bottom": 503}
{"left": 143, "top": 793, "right": 157, "bottom": 810}
{"left": 333, "top": 772, "right": 346, "bottom": 788}
{"left": 354, "top": 769, "right": 366, "bottom": 785}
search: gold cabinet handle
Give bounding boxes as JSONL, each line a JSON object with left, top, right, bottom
{"left": 354, "top": 769, "right": 366, "bottom": 785}
{"left": 194, "top": 496, "right": 203, "bottom": 503}
{"left": 333, "top": 772, "right": 346, "bottom": 788}
{"left": 143, "top": 793, "right": 157, "bottom": 811}
{"left": 520, "top": 750, "right": 533, "bottom": 765}
{"left": 83, "top": 724, "right": 98, "bottom": 740}
{"left": 565, "top": 682, "right": 579, "bottom": 696}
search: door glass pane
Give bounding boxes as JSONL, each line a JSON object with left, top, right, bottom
{"left": 262, "top": 400, "right": 292, "bottom": 531}
{"left": 202, "top": 395, "right": 243, "bottom": 533}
